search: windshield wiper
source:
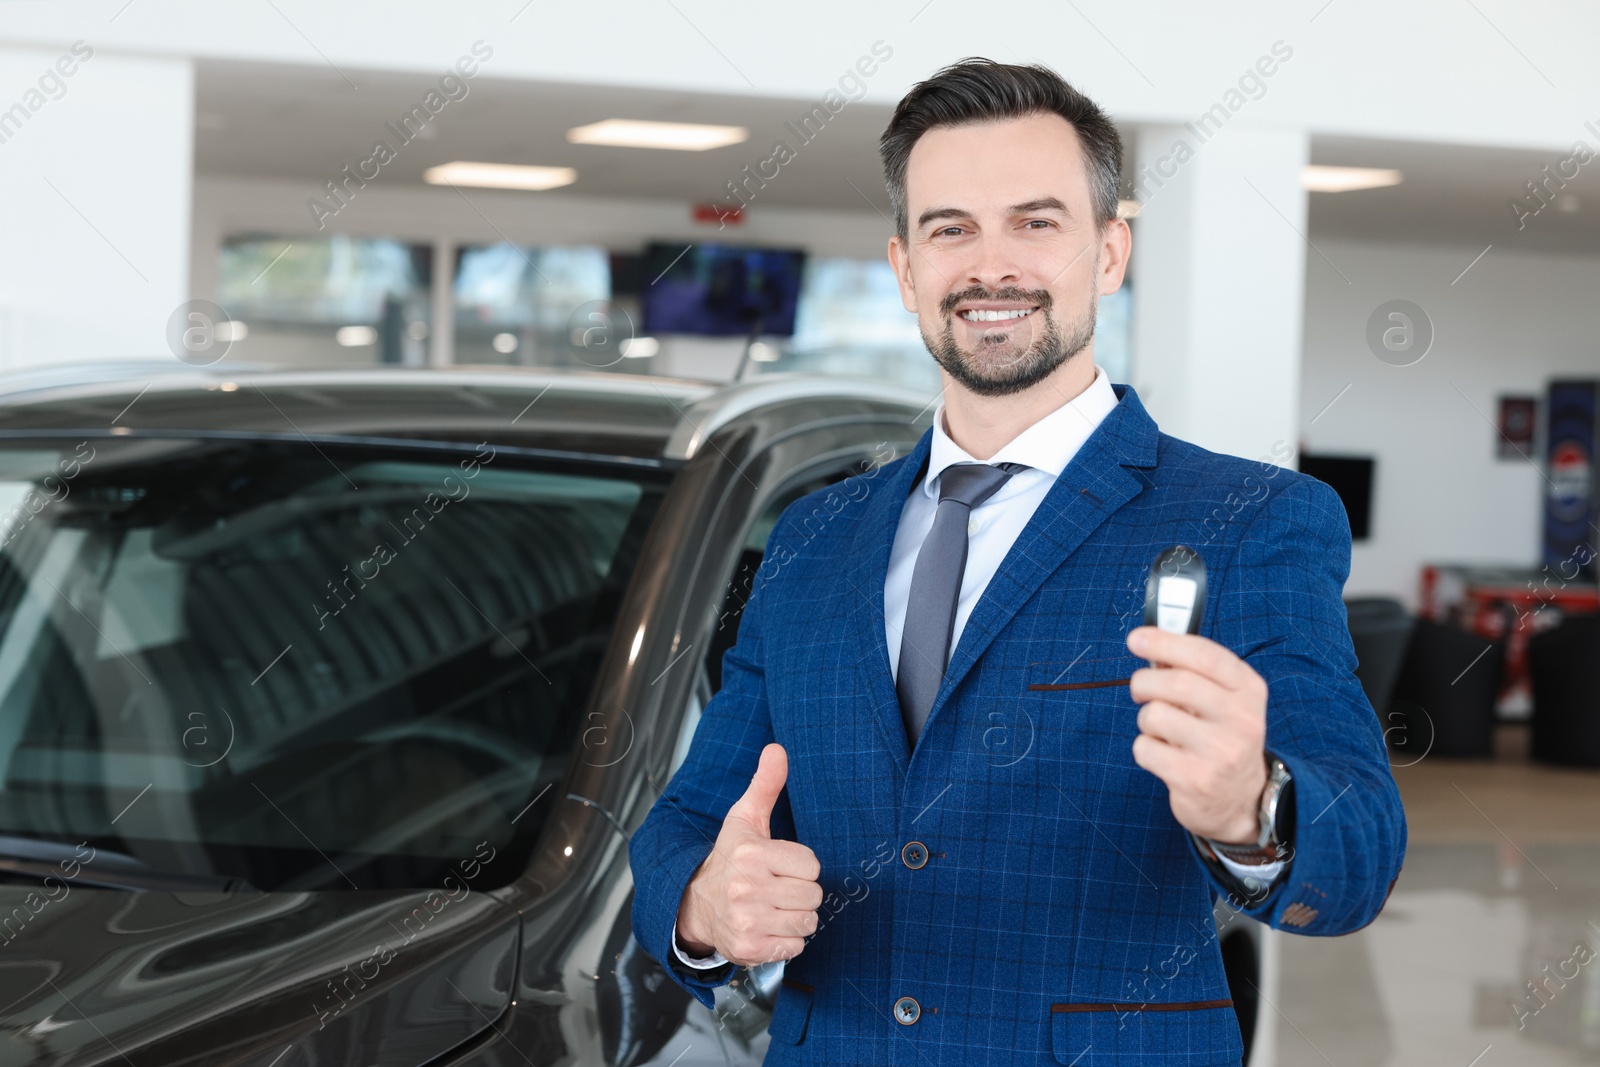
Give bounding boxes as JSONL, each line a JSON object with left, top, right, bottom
{"left": 0, "top": 835, "right": 258, "bottom": 893}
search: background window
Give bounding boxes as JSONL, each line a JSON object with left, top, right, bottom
{"left": 217, "top": 235, "right": 433, "bottom": 366}
{"left": 453, "top": 243, "right": 610, "bottom": 367}
{"left": 781, "top": 257, "right": 938, "bottom": 391}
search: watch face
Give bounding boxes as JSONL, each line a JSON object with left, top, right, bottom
{"left": 1270, "top": 764, "right": 1295, "bottom": 842}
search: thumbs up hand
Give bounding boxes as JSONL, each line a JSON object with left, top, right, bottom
{"left": 676, "top": 743, "right": 824, "bottom": 966}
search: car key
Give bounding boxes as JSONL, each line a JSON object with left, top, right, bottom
{"left": 1143, "top": 546, "right": 1206, "bottom": 650}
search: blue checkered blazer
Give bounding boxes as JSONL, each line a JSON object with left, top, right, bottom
{"left": 630, "top": 383, "right": 1407, "bottom": 1066}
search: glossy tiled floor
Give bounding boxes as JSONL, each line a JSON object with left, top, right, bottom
{"left": 1272, "top": 728, "right": 1600, "bottom": 1066}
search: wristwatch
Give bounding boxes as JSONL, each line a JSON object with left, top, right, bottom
{"left": 1209, "top": 753, "right": 1294, "bottom": 864}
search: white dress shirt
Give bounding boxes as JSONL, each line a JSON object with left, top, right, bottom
{"left": 672, "top": 365, "right": 1281, "bottom": 971}
{"left": 884, "top": 364, "right": 1120, "bottom": 680}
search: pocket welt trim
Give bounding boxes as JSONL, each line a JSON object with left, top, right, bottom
{"left": 1050, "top": 999, "right": 1233, "bottom": 1013}
{"left": 1028, "top": 678, "right": 1131, "bottom": 691}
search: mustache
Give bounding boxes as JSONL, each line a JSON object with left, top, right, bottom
{"left": 939, "top": 285, "right": 1054, "bottom": 316}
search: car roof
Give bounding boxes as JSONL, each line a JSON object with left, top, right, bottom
{"left": 0, "top": 364, "right": 713, "bottom": 463}
{"left": 0, "top": 362, "right": 933, "bottom": 464}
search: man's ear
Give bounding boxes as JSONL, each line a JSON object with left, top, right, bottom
{"left": 888, "top": 235, "right": 917, "bottom": 313}
{"left": 1097, "top": 217, "right": 1133, "bottom": 296}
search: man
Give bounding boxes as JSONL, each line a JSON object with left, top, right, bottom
{"left": 629, "top": 58, "right": 1406, "bottom": 1066}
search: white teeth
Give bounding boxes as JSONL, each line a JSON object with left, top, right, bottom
{"left": 959, "top": 308, "right": 1036, "bottom": 322}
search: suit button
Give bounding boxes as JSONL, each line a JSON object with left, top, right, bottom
{"left": 893, "top": 995, "right": 921, "bottom": 1025}
{"left": 901, "top": 841, "right": 928, "bottom": 869}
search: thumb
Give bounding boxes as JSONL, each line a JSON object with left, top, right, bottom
{"left": 729, "top": 743, "right": 787, "bottom": 839}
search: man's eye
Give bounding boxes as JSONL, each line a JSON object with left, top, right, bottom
{"left": 937, "top": 227, "right": 963, "bottom": 237}
{"left": 1025, "top": 219, "right": 1053, "bottom": 229}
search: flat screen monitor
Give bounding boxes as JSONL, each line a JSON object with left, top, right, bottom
{"left": 1298, "top": 454, "right": 1374, "bottom": 540}
{"left": 640, "top": 242, "right": 806, "bottom": 337}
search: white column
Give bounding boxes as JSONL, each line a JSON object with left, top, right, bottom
{"left": 0, "top": 44, "right": 193, "bottom": 370}
{"left": 1129, "top": 124, "right": 1310, "bottom": 463}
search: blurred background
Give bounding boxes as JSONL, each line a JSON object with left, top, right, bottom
{"left": 2, "top": 2, "right": 1599, "bottom": 1064}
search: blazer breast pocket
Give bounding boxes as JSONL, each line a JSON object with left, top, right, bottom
{"left": 1014, "top": 655, "right": 1145, "bottom": 775}
{"left": 767, "top": 978, "right": 814, "bottom": 1045}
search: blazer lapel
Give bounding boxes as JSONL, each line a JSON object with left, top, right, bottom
{"left": 846, "top": 429, "right": 933, "bottom": 780}
{"left": 919, "top": 384, "right": 1161, "bottom": 743}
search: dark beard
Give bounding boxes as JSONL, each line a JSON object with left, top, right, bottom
{"left": 922, "top": 284, "right": 1098, "bottom": 398}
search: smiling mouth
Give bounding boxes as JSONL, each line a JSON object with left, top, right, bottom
{"left": 957, "top": 307, "right": 1039, "bottom": 323}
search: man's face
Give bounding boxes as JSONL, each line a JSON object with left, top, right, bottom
{"left": 888, "top": 112, "right": 1131, "bottom": 397}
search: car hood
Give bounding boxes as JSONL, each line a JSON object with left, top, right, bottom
{"left": 0, "top": 883, "right": 519, "bottom": 1067}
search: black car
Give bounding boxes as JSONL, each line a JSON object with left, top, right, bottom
{"left": 0, "top": 365, "right": 1269, "bottom": 1066}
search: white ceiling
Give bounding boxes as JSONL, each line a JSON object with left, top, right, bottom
{"left": 195, "top": 60, "right": 898, "bottom": 215}
{"left": 1308, "top": 134, "right": 1600, "bottom": 254}
{"left": 194, "top": 59, "right": 1600, "bottom": 256}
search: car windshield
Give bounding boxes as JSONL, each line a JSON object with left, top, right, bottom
{"left": 0, "top": 435, "right": 666, "bottom": 891}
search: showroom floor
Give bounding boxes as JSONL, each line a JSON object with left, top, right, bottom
{"left": 1273, "top": 727, "right": 1600, "bottom": 1066}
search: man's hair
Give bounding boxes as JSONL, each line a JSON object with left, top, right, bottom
{"left": 878, "top": 57, "right": 1123, "bottom": 241}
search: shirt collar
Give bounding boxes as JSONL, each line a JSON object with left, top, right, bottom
{"left": 922, "top": 364, "right": 1119, "bottom": 500}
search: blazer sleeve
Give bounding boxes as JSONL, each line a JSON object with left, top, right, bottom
{"left": 1188, "top": 474, "right": 1407, "bottom": 933}
{"left": 628, "top": 512, "right": 798, "bottom": 1010}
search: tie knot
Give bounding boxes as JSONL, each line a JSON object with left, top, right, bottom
{"left": 936, "top": 461, "right": 1028, "bottom": 509}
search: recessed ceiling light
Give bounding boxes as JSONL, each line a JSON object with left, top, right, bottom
{"left": 566, "top": 119, "right": 748, "bottom": 151}
{"left": 1302, "top": 165, "right": 1403, "bottom": 192}
{"left": 423, "top": 162, "right": 577, "bottom": 191}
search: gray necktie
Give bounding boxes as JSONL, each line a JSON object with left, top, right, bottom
{"left": 897, "top": 461, "right": 1029, "bottom": 744}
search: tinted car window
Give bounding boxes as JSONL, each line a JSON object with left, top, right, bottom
{"left": 0, "top": 437, "right": 666, "bottom": 891}
{"left": 704, "top": 465, "right": 859, "bottom": 695}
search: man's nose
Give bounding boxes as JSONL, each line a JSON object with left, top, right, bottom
{"left": 961, "top": 234, "right": 1024, "bottom": 293}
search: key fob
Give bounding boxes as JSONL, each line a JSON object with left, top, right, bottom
{"left": 1144, "top": 546, "right": 1206, "bottom": 635}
